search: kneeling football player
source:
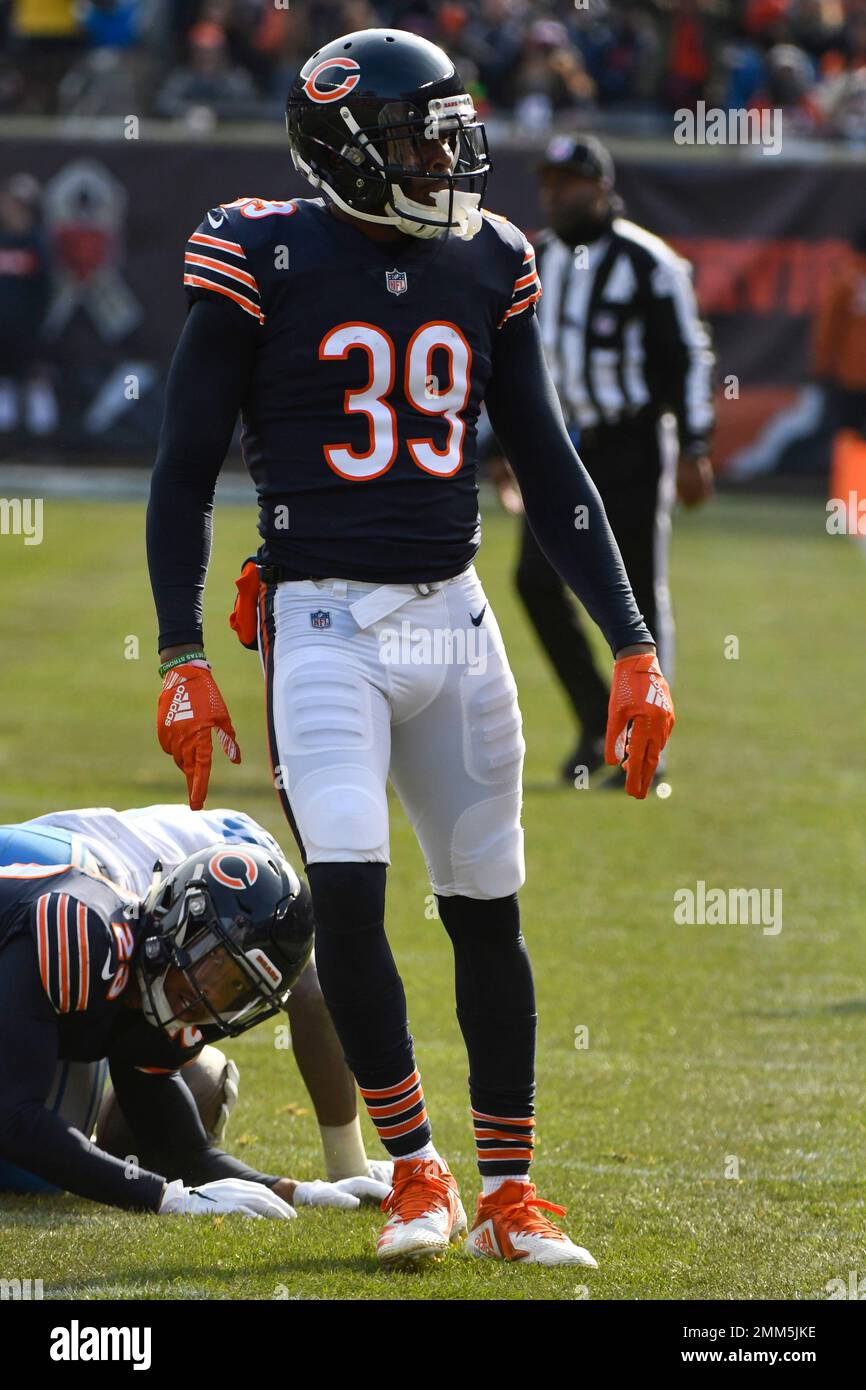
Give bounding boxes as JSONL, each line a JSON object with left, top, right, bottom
{"left": 0, "top": 805, "right": 390, "bottom": 1216}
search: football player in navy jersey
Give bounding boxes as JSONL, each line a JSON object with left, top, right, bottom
{"left": 148, "top": 28, "right": 675, "bottom": 1268}
{"left": 0, "top": 809, "right": 391, "bottom": 1216}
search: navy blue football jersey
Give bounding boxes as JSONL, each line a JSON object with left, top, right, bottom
{"left": 0, "top": 840, "right": 205, "bottom": 1072}
{"left": 182, "top": 196, "right": 540, "bottom": 582}
{"left": 0, "top": 825, "right": 278, "bottom": 1209}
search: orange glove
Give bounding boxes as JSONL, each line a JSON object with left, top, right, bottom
{"left": 157, "top": 662, "right": 241, "bottom": 810}
{"left": 605, "top": 652, "right": 675, "bottom": 800}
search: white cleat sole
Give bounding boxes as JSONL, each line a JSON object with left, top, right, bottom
{"left": 377, "top": 1208, "right": 468, "bottom": 1270}
{"left": 465, "top": 1225, "right": 598, "bottom": 1268}
{"left": 533, "top": 1244, "right": 598, "bottom": 1268}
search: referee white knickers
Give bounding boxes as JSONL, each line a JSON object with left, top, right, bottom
{"left": 257, "top": 565, "right": 526, "bottom": 901}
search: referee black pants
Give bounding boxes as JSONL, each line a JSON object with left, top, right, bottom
{"left": 515, "top": 417, "right": 675, "bottom": 739}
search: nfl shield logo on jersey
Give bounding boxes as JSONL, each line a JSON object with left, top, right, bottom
{"left": 385, "top": 268, "right": 408, "bottom": 296}
{"left": 310, "top": 609, "right": 331, "bottom": 630}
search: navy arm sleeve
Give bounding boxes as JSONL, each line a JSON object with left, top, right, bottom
{"left": 0, "top": 934, "right": 166, "bottom": 1211}
{"left": 108, "top": 1058, "right": 281, "bottom": 1190}
{"left": 147, "top": 296, "right": 258, "bottom": 651}
{"left": 486, "top": 312, "right": 654, "bottom": 656}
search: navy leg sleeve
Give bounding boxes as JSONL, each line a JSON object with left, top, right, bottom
{"left": 437, "top": 893, "right": 537, "bottom": 1177}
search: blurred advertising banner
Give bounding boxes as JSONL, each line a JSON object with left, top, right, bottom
{"left": 613, "top": 158, "right": 858, "bottom": 480}
{"left": 0, "top": 135, "right": 858, "bottom": 475}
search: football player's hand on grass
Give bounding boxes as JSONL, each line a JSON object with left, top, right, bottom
{"left": 290, "top": 1176, "right": 392, "bottom": 1210}
{"left": 157, "top": 659, "right": 241, "bottom": 810}
{"left": 159, "top": 1178, "right": 296, "bottom": 1219}
{"left": 606, "top": 650, "right": 675, "bottom": 799}
{"left": 366, "top": 1159, "right": 394, "bottom": 1187}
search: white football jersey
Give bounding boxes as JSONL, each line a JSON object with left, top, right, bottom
{"left": 23, "top": 805, "right": 287, "bottom": 900}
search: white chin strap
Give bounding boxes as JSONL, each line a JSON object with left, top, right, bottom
{"left": 292, "top": 149, "right": 483, "bottom": 242}
{"left": 387, "top": 184, "right": 482, "bottom": 241}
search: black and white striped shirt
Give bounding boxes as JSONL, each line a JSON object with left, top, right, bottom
{"left": 535, "top": 217, "right": 714, "bottom": 450}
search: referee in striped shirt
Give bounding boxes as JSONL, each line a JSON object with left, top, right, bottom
{"left": 492, "top": 135, "right": 715, "bottom": 787}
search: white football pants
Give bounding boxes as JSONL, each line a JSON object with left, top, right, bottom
{"left": 257, "top": 566, "right": 525, "bottom": 900}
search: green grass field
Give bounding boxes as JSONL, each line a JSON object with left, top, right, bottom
{"left": 0, "top": 489, "right": 863, "bottom": 1301}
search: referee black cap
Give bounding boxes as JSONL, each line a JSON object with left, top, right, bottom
{"left": 538, "top": 134, "right": 615, "bottom": 188}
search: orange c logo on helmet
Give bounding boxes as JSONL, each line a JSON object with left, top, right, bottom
{"left": 303, "top": 56, "right": 361, "bottom": 104}
{"left": 208, "top": 850, "right": 259, "bottom": 890}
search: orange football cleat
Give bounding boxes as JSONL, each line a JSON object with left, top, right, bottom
{"left": 376, "top": 1158, "right": 467, "bottom": 1268}
{"left": 466, "top": 1180, "right": 598, "bottom": 1267}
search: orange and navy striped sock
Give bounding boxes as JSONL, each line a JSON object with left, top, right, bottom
{"left": 359, "top": 1067, "right": 433, "bottom": 1159}
{"left": 472, "top": 1106, "right": 535, "bottom": 1178}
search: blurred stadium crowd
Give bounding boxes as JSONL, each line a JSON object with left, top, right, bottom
{"left": 1, "top": 0, "right": 866, "bottom": 138}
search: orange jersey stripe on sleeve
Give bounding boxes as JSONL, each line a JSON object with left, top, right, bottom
{"left": 56, "top": 893, "right": 70, "bottom": 1012}
{"left": 187, "top": 231, "right": 245, "bottom": 256}
{"left": 499, "top": 287, "right": 542, "bottom": 327}
{"left": 76, "top": 901, "right": 90, "bottom": 1010}
{"left": 36, "top": 893, "right": 51, "bottom": 996}
{"left": 184, "top": 252, "right": 259, "bottom": 293}
{"left": 182, "top": 274, "right": 264, "bottom": 323}
{"left": 499, "top": 244, "right": 542, "bottom": 328}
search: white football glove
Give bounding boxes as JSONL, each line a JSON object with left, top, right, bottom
{"left": 292, "top": 1176, "right": 391, "bottom": 1210}
{"left": 211, "top": 1058, "right": 240, "bottom": 1144}
{"left": 158, "top": 1178, "right": 296, "bottom": 1219}
{"left": 366, "top": 1159, "right": 394, "bottom": 1187}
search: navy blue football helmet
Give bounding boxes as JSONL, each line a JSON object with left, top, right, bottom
{"left": 136, "top": 843, "right": 313, "bottom": 1038}
{"left": 286, "top": 28, "right": 489, "bottom": 241}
